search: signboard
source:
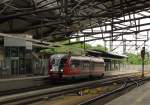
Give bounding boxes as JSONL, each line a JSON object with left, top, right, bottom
{"left": 4, "top": 34, "right": 32, "bottom": 50}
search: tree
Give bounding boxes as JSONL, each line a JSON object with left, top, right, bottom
{"left": 40, "top": 42, "right": 107, "bottom": 55}
{"left": 91, "top": 44, "right": 108, "bottom": 52}
{"left": 126, "top": 53, "right": 141, "bottom": 64}
{"left": 125, "top": 52, "right": 150, "bottom": 65}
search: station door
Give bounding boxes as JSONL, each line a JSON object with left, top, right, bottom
{"left": 11, "top": 57, "right": 19, "bottom": 75}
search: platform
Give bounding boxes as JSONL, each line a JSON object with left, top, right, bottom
{"left": 0, "top": 70, "right": 139, "bottom": 92}
{"left": 106, "top": 81, "right": 150, "bottom": 105}
{"left": 0, "top": 76, "right": 48, "bottom": 92}
{"left": 105, "top": 69, "right": 139, "bottom": 76}
{"left": 0, "top": 75, "right": 48, "bottom": 82}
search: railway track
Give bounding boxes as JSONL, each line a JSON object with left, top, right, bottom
{"left": 78, "top": 77, "right": 146, "bottom": 105}
{"left": 0, "top": 72, "right": 140, "bottom": 97}
{"left": 0, "top": 73, "right": 147, "bottom": 105}
{"left": 0, "top": 77, "right": 107, "bottom": 97}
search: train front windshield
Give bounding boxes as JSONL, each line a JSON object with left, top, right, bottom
{"left": 51, "top": 58, "right": 60, "bottom": 71}
{"left": 50, "top": 55, "right": 68, "bottom": 72}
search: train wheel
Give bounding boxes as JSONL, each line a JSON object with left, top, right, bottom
{"left": 72, "top": 76, "right": 76, "bottom": 80}
{"left": 100, "top": 73, "right": 104, "bottom": 79}
{"left": 89, "top": 75, "right": 95, "bottom": 80}
{"left": 89, "top": 75, "right": 92, "bottom": 78}
{"left": 56, "top": 74, "right": 62, "bottom": 81}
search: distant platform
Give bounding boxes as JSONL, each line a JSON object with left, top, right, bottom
{"left": 0, "top": 70, "right": 140, "bottom": 92}
{"left": 105, "top": 69, "right": 139, "bottom": 76}
{"left": 106, "top": 81, "right": 150, "bottom": 105}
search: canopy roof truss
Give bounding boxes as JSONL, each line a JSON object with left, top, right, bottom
{"left": 0, "top": 0, "right": 150, "bottom": 52}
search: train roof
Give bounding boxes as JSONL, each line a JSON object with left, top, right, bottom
{"left": 71, "top": 56, "right": 104, "bottom": 62}
{"left": 51, "top": 54, "right": 104, "bottom": 62}
{"left": 50, "top": 54, "right": 68, "bottom": 59}
{"left": 86, "top": 50, "right": 127, "bottom": 59}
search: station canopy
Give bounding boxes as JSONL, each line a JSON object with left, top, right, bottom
{"left": 0, "top": 0, "right": 150, "bottom": 42}
{"left": 86, "top": 50, "right": 127, "bottom": 59}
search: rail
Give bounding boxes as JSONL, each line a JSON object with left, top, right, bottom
{"left": 0, "top": 73, "right": 145, "bottom": 105}
{"left": 78, "top": 77, "right": 149, "bottom": 105}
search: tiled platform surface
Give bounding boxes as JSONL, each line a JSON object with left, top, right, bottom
{"left": 0, "top": 76, "right": 48, "bottom": 91}
{"left": 0, "top": 75, "right": 48, "bottom": 82}
{"left": 106, "top": 81, "right": 150, "bottom": 105}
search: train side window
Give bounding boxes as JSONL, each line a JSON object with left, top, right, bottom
{"left": 80, "top": 61, "right": 84, "bottom": 70}
{"left": 81, "top": 61, "right": 86, "bottom": 70}
{"left": 94, "top": 62, "right": 101, "bottom": 68}
{"left": 84, "top": 62, "right": 86, "bottom": 70}
{"left": 71, "top": 64, "right": 75, "bottom": 68}
{"left": 93, "top": 62, "right": 96, "bottom": 68}
{"left": 91, "top": 61, "right": 94, "bottom": 70}
{"left": 83, "top": 61, "right": 90, "bottom": 70}
{"left": 71, "top": 60, "right": 80, "bottom": 69}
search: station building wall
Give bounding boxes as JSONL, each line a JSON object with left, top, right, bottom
{"left": 1, "top": 35, "right": 32, "bottom": 76}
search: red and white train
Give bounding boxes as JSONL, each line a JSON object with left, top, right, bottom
{"left": 48, "top": 54, "right": 105, "bottom": 79}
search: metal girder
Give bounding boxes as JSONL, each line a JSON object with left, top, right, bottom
{"left": 55, "top": 20, "right": 150, "bottom": 41}
{"left": 0, "top": 0, "right": 150, "bottom": 46}
{"left": 64, "top": 28, "right": 150, "bottom": 45}
{"left": 0, "top": 0, "right": 148, "bottom": 20}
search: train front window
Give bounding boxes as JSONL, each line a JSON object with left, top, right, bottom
{"left": 59, "top": 58, "right": 67, "bottom": 71}
{"left": 50, "top": 55, "right": 68, "bottom": 72}
{"left": 51, "top": 58, "right": 60, "bottom": 71}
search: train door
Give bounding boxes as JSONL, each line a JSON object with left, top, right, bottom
{"left": 82, "top": 61, "right": 90, "bottom": 76}
{"left": 70, "top": 59, "right": 80, "bottom": 75}
{"left": 11, "top": 57, "right": 19, "bottom": 75}
{"left": 90, "top": 60, "right": 94, "bottom": 75}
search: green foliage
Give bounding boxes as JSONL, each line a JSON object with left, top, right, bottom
{"left": 125, "top": 53, "right": 150, "bottom": 65}
{"left": 126, "top": 53, "right": 141, "bottom": 65}
{"left": 40, "top": 41, "right": 107, "bottom": 55}
{"left": 90, "top": 44, "right": 108, "bottom": 52}
{"left": 144, "top": 52, "right": 150, "bottom": 64}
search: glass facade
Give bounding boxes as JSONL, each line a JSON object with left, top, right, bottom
{"left": 5, "top": 47, "right": 31, "bottom": 75}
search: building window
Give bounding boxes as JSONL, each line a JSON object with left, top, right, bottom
{"left": 11, "top": 47, "right": 18, "bottom": 57}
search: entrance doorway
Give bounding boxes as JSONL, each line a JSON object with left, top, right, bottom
{"left": 11, "top": 57, "right": 19, "bottom": 75}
